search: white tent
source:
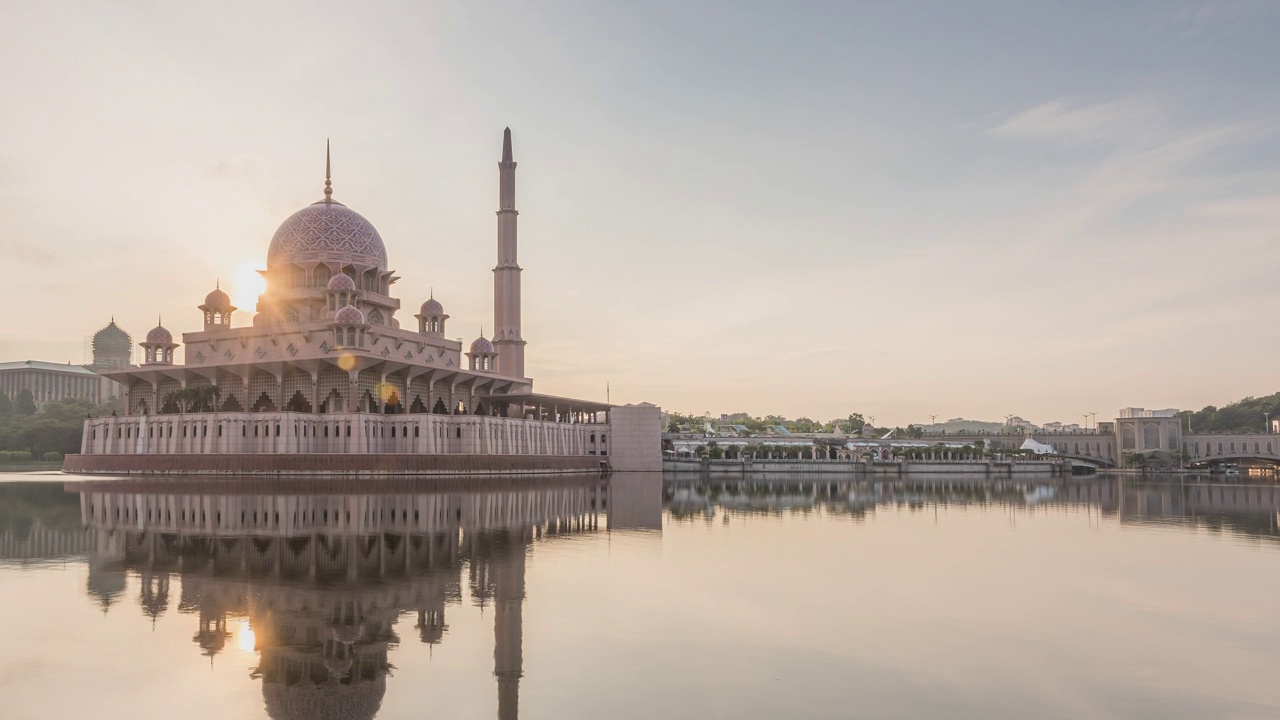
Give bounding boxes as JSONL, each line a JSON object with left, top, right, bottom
{"left": 1020, "top": 438, "right": 1057, "bottom": 455}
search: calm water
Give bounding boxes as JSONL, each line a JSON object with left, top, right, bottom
{"left": 2, "top": 472, "right": 1280, "bottom": 720}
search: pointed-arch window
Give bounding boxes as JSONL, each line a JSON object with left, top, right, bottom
{"left": 368, "top": 309, "right": 384, "bottom": 325}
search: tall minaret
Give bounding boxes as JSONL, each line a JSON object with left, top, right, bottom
{"left": 493, "top": 127, "right": 526, "bottom": 378}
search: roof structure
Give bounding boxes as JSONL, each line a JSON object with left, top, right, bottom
{"left": 0, "top": 360, "right": 99, "bottom": 376}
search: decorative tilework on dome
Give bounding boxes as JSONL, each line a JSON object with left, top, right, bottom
{"left": 334, "top": 305, "right": 366, "bottom": 325}
{"left": 262, "top": 676, "right": 385, "bottom": 720}
{"left": 268, "top": 201, "right": 388, "bottom": 270}
{"left": 145, "top": 325, "right": 173, "bottom": 345}
{"left": 420, "top": 298, "right": 444, "bottom": 316}
{"left": 470, "top": 336, "right": 493, "bottom": 354}
{"left": 327, "top": 273, "right": 356, "bottom": 292}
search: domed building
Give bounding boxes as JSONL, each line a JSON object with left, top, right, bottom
{"left": 72, "top": 131, "right": 661, "bottom": 474}
{"left": 91, "top": 320, "right": 133, "bottom": 370}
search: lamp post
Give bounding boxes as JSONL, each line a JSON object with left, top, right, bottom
{"left": 1082, "top": 414, "right": 1089, "bottom": 432}
{"left": 930, "top": 414, "right": 936, "bottom": 434}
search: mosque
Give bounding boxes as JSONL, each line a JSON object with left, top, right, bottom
{"left": 67, "top": 130, "right": 660, "bottom": 475}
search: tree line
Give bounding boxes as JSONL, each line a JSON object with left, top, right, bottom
{"left": 1180, "top": 393, "right": 1280, "bottom": 434}
{"left": 0, "top": 390, "right": 121, "bottom": 459}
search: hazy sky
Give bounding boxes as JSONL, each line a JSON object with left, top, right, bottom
{"left": 2, "top": 1, "right": 1279, "bottom": 425}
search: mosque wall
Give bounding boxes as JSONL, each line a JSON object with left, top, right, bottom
{"left": 79, "top": 412, "right": 608, "bottom": 458}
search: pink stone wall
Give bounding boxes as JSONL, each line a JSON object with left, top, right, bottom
{"left": 63, "top": 453, "right": 605, "bottom": 477}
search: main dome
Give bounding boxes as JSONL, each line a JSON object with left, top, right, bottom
{"left": 267, "top": 200, "right": 388, "bottom": 270}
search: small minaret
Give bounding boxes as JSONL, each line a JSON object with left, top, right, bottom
{"left": 493, "top": 128, "right": 526, "bottom": 378}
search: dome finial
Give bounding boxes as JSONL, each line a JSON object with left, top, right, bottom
{"left": 324, "top": 139, "right": 333, "bottom": 201}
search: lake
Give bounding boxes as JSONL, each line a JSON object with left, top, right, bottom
{"left": 1, "top": 472, "right": 1279, "bottom": 719}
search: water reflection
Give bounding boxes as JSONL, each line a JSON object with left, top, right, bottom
{"left": 665, "top": 474, "right": 1280, "bottom": 543}
{"left": 55, "top": 475, "right": 655, "bottom": 720}
{"left": 3, "top": 474, "right": 1280, "bottom": 718}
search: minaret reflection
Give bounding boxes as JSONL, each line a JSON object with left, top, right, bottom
{"left": 75, "top": 476, "right": 627, "bottom": 720}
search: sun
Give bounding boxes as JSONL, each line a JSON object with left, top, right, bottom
{"left": 232, "top": 261, "right": 267, "bottom": 312}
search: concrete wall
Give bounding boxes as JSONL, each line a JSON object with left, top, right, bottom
{"left": 607, "top": 404, "right": 663, "bottom": 472}
{"left": 665, "top": 458, "right": 1063, "bottom": 476}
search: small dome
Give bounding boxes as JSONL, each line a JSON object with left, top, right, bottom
{"left": 470, "top": 336, "right": 493, "bottom": 355}
{"left": 327, "top": 273, "right": 356, "bottom": 292}
{"left": 203, "top": 287, "right": 232, "bottom": 309}
{"left": 420, "top": 298, "right": 443, "bottom": 316}
{"left": 334, "top": 305, "right": 366, "bottom": 325}
{"left": 145, "top": 324, "right": 173, "bottom": 345}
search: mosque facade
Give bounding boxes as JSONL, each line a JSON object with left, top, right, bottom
{"left": 69, "top": 130, "right": 661, "bottom": 474}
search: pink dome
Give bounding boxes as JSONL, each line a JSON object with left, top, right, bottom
{"left": 145, "top": 325, "right": 173, "bottom": 345}
{"left": 203, "top": 287, "right": 232, "bottom": 309}
{"left": 327, "top": 273, "right": 356, "bottom": 292}
{"left": 334, "top": 305, "right": 365, "bottom": 325}
{"left": 268, "top": 201, "right": 388, "bottom": 270}
{"left": 420, "top": 298, "right": 444, "bottom": 316}
{"left": 470, "top": 336, "right": 493, "bottom": 355}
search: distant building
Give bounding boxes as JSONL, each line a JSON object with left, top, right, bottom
{"left": 90, "top": 320, "right": 132, "bottom": 370}
{"left": 0, "top": 360, "right": 111, "bottom": 409}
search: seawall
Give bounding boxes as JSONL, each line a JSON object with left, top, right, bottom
{"left": 63, "top": 453, "right": 606, "bottom": 477}
{"left": 664, "top": 458, "right": 1066, "bottom": 476}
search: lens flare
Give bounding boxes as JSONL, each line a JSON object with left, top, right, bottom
{"left": 232, "top": 261, "right": 267, "bottom": 312}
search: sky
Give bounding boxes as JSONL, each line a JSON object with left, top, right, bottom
{"left": 1, "top": 0, "right": 1279, "bottom": 426}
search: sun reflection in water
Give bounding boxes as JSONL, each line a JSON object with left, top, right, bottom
{"left": 236, "top": 620, "right": 256, "bottom": 654}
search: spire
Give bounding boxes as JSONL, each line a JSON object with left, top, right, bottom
{"left": 501, "top": 127, "right": 512, "bottom": 164}
{"left": 324, "top": 139, "right": 333, "bottom": 201}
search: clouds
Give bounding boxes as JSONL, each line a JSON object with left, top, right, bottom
{"left": 989, "top": 97, "right": 1168, "bottom": 146}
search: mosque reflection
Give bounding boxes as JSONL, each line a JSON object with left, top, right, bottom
{"left": 69, "top": 474, "right": 661, "bottom": 720}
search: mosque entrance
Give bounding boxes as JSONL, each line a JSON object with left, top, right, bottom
{"left": 433, "top": 399, "right": 448, "bottom": 415}
{"left": 409, "top": 396, "right": 427, "bottom": 414}
{"left": 285, "top": 391, "right": 312, "bottom": 413}
{"left": 384, "top": 391, "right": 401, "bottom": 414}
{"left": 319, "top": 389, "right": 342, "bottom": 413}
{"left": 220, "top": 394, "right": 242, "bottom": 412}
{"left": 251, "top": 393, "right": 277, "bottom": 413}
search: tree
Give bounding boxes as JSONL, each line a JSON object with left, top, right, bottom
{"left": 0, "top": 391, "right": 10, "bottom": 417}
{"left": 14, "top": 389, "right": 36, "bottom": 416}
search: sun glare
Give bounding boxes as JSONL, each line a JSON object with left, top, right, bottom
{"left": 236, "top": 620, "right": 256, "bottom": 654}
{"left": 232, "top": 261, "right": 267, "bottom": 312}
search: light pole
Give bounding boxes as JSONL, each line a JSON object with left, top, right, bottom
{"left": 930, "top": 414, "right": 936, "bottom": 434}
{"left": 1082, "top": 414, "right": 1089, "bottom": 432}
{"left": 1090, "top": 412, "right": 1097, "bottom": 431}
